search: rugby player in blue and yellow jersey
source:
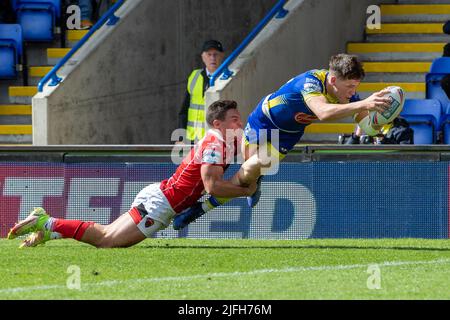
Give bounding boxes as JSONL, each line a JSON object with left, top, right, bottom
{"left": 173, "top": 53, "right": 392, "bottom": 230}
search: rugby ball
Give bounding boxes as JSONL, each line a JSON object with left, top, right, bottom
{"left": 369, "top": 86, "right": 405, "bottom": 126}
{"left": 353, "top": 112, "right": 380, "bottom": 136}
{"left": 353, "top": 86, "right": 405, "bottom": 136}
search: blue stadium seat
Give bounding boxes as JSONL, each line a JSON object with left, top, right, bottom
{"left": 400, "top": 99, "right": 441, "bottom": 144}
{"left": 426, "top": 57, "right": 450, "bottom": 109}
{"left": 440, "top": 103, "right": 450, "bottom": 144}
{"left": 0, "top": 24, "right": 23, "bottom": 79}
{"left": 429, "top": 57, "right": 450, "bottom": 74}
{"left": 12, "top": 0, "right": 61, "bottom": 41}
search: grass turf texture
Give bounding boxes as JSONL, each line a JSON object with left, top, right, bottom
{"left": 0, "top": 238, "right": 449, "bottom": 300}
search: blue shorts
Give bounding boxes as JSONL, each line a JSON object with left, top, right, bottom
{"left": 244, "top": 99, "right": 303, "bottom": 155}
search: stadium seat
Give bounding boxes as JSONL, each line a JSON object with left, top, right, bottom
{"left": 440, "top": 103, "right": 450, "bottom": 144}
{"left": 12, "top": 0, "right": 61, "bottom": 41}
{"left": 429, "top": 57, "right": 450, "bottom": 74}
{"left": 0, "top": 24, "right": 23, "bottom": 79}
{"left": 426, "top": 57, "right": 450, "bottom": 109}
{"left": 399, "top": 99, "right": 441, "bottom": 144}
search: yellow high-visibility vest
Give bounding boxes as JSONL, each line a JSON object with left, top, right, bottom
{"left": 186, "top": 69, "right": 206, "bottom": 141}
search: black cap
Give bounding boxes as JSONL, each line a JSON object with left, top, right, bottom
{"left": 202, "top": 40, "right": 224, "bottom": 53}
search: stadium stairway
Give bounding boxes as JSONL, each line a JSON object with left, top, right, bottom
{"left": 0, "top": 29, "right": 87, "bottom": 145}
{"left": 302, "top": 0, "right": 450, "bottom": 143}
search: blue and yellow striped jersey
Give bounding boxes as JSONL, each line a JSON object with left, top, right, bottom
{"left": 264, "top": 69, "right": 358, "bottom": 132}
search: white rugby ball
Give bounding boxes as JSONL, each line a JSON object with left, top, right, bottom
{"left": 369, "top": 86, "right": 405, "bottom": 126}
{"left": 352, "top": 86, "right": 405, "bottom": 136}
{"left": 354, "top": 113, "right": 380, "bottom": 136}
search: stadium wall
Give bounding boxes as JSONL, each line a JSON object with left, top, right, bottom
{"left": 0, "top": 146, "right": 448, "bottom": 239}
{"left": 33, "top": 0, "right": 279, "bottom": 145}
{"left": 205, "top": 0, "right": 396, "bottom": 123}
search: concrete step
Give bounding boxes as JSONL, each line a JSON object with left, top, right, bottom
{"left": 398, "top": 0, "right": 450, "bottom": 4}
{"left": 382, "top": 15, "right": 450, "bottom": 23}
{"left": 0, "top": 127, "right": 32, "bottom": 143}
{"left": 301, "top": 134, "right": 350, "bottom": 144}
{"left": 47, "top": 48, "right": 71, "bottom": 65}
{"left": 347, "top": 42, "right": 445, "bottom": 61}
{"left": 364, "top": 73, "right": 426, "bottom": 82}
{"left": 363, "top": 61, "right": 430, "bottom": 82}
{"left": 8, "top": 86, "right": 37, "bottom": 104}
{"left": 0, "top": 115, "right": 32, "bottom": 125}
{"left": 0, "top": 105, "right": 32, "bottom": 144}
{"left": 66, "top": 30, "right": 89, "bottom": 47}
{"left": 382, "top": 3, "right": 450, "bottom": 13}
{"left": 366, "top": 34, "right": 450, "bottom": 43}
{"left": 0, "top": 104, "right": 32, "bottom": 115}
{"left": 28, "top": 66, "right": 53, "bottom": 86}
{"left": 0, "top": 135, "right": 32, "bottom": 144}
{"left": 365, "top": 23, "right": 450, "bottom": 42}
{"left": 366, "top": 23, "right": 445, "bottom": 34}
{"left": 364, "top": 61, "right": 431, "bottom": 72}
{"left": 25, "top": 42, "right": 64, "bottom": 67}
{"left": 302, "top": 123, "right": 356, "bottom": 144}
{"left": 0, "top": 104, "right": 32, "bottom": 125}
{"left": 305, "top": 123, "right": 355, "bottom": 134}
{"left": 0, "top": 125, "right": 32, "bottom": 135}
{"left": 358, "top": 82, "right": 425, "bottom": 99}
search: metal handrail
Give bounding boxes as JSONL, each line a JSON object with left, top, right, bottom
{"left": 209, "top": 0, "right": 288, "bottom": 87}
{"left": 37, "top": 0, "right": 125, "bottom": 92}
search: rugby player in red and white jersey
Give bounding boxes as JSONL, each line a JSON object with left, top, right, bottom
{"left": 8, "top": 100, "right": 256, "bottom": 248}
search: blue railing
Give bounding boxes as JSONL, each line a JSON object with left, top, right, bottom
{"left": 38, "top": 0, "right": 125, "bottom": 92}
{"left": 209, "top": 0, "right": 288, "bottom": 87}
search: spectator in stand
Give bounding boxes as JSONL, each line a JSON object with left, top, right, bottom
{"left": 78, "top": 0, "right": 115, "bottom": 29}
{"left": 178, "top": 39, "right": 225, "bottom": 144}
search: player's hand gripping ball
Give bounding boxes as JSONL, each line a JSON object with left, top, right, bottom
{"left": 353, "top": 86, "right": 405, "bottom": 136}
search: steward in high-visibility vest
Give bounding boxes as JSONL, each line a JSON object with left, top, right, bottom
{"left": 186, "top": 69, "right": 207, "bottom": 141}
{"left": 178, "top": 40, "right": 224, "bottom": 143}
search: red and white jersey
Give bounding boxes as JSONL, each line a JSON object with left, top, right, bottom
{"left": 160, "top": 129, "right": 237, "bottom": 213}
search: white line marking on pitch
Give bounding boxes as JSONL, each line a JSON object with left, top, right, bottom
{"left": 1, "top": 258, "right": 449, "bottom": 295}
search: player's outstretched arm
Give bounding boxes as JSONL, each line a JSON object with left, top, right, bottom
{"left": 201, "top": 165, "right": 257, "bottom": 199}
{"left": 306, "top": 89, "right": 391, "bottom": 121}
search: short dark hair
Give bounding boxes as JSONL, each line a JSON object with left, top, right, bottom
{"left": 329, "top": 54, "right": 365, "bottom": 80}
{"left": 206, "top": 100, "right": 237, "bottom": 126}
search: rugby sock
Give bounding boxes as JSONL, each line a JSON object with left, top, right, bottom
{"left": 202, "top": 196, "right": 231, "bottom": 212}
{"left": 51, "top": 219, "right": 95, "bottom": 240}
{"left": 42, "top": 218, "right": 62, "bottom": 239}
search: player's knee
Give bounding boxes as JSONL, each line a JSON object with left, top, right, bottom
{"left": 240, "top": 155, "right": 262, "bottom": 178}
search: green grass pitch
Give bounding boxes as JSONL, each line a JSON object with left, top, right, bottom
{"left": 0, "top": 238, "right": 449, "bottom": 300}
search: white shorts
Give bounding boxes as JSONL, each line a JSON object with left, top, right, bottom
{"left": 130, "top": 183, "right": 176, "bottom": 237}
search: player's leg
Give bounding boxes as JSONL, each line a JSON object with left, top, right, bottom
{"left": 8, "top": 207, "right": 98, "bottom": 247}
{"left": 200, "top": 122, "right": 266, "bottom": 208}
{"left": 78, "top": 211, "right": 147, "bottom": 248}
{"left": 173, "top": 129, "right": 296, "bottom": 230}
{"left": 8, "top": 207, "right": 52, "bottom": 240}
{"left": 19, "top": 212, "right": 145, "bottom": 248}
{"left": 15, "top": 184, "right": 173, "bottom": 248}
{"left": 19, "top": 206, "right": 166, "bottom": 248}
{"left": 173, "top": 140, "right": 273, "bottom": 230}
{"left": 172, "top": 137, "right": 260, "bottom": 230}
